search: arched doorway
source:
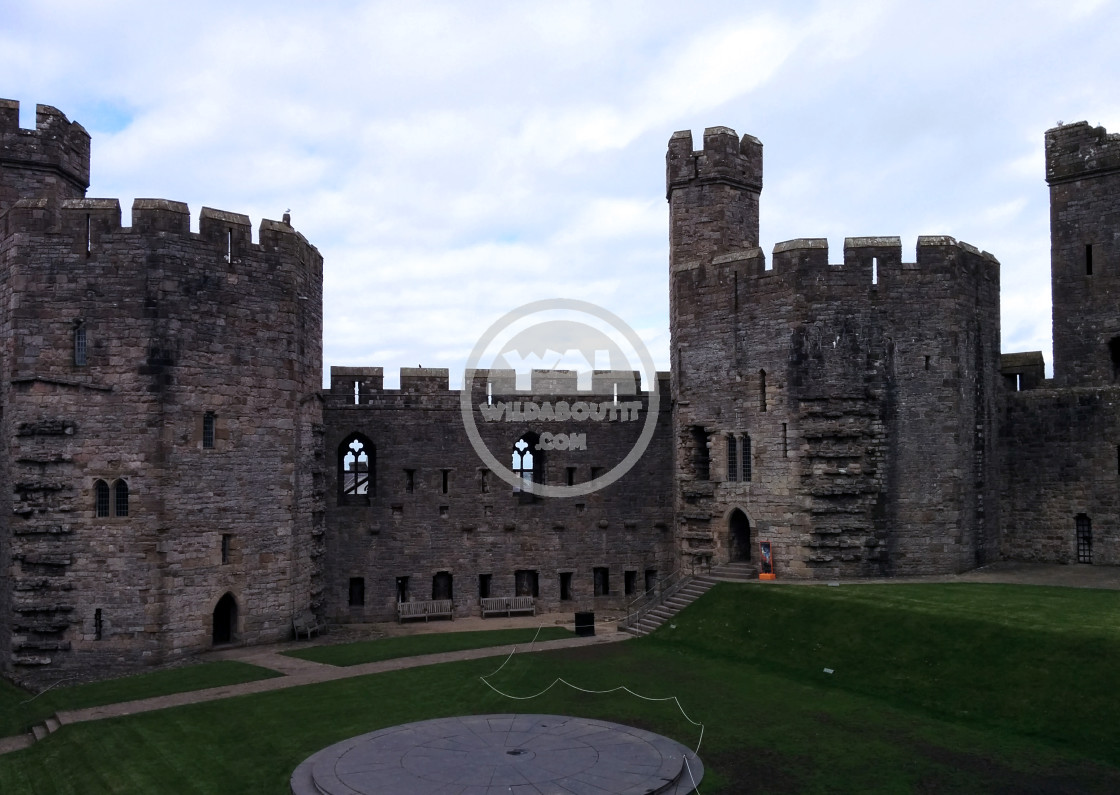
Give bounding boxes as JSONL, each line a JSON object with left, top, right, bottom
{"left": 432, "top": 571, "right": 453, "bottom": 601}
{"left": 728, "top": 510, "right": 751, "bottom": 561}
{"left": 212, "top": 592, "right": 238, "bottom": 645}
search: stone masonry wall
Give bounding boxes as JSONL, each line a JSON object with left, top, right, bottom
{"left": 0, "top": 192, "right": 323, "bottom": 687}
{"left": 668, "top": 127, "right": 1002, "bottom": 578}
{"left": 323, "top": 367, "right": 675, "bottom": 621}
{"left": 0, "top": 101, "right": 89, "bottom": 217}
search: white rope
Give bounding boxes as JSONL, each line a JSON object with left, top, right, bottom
{"left": 479, "top": 623, "right": 704, "bottom": 792}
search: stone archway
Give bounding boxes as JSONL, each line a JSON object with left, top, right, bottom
{"left": 728, "top": 509, "right": 751, "bottom": 562}
{"left": 212, "top": 592, "right": 238, "bottom": 645}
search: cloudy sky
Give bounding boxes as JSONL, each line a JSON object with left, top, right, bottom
{"left": 4, "top": 0, "right": 1117, "bottom": 385}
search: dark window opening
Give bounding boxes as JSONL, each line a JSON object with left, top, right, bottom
{"left": 405, "top": 469, "right": 415, "bottom": 493}
{"left": 759, "top": 369, "right": 767, "bottom": 411}
{"left": 94, "top": 608, "right": 103, "bottom": 641}
{"left": 1086, "top": 243, "right": 1094, "bottom": 276}
{"left": 1116, "top": 444, "right": 1120, "bottom": 476}
{"left": 480, "top": 468, "right": 491, "bottom": 493}
{"left": 1076, "top": 514, "right": 1092, "bottom": 564}
{"left": 925, "top": 355, "right": 931, "bottom": 371}
{"left": 590, "top": 466, "right": 603, "bottom": 480}
{"left": 113, "top": 479, "right": 129, "bottom": 517}
{"left": 396, "top": 576, "right": 410, "bottom": 603}
{"left": 624, "top": 570, "right": 637, "bottom": 596}
{"left": 727, "top": 435, "right": 738, "bottom": 481}
{"left": 478, "top": 574, "right": 492, "bottom": 599}
{"left": 221, "top": 533, "right": 232, "bottom": 564}
{"left": 349, "top": 577, "right": 365, "bottom": 606}
{"left": 566, "top": 467, "right": 576, "bottom": 486}
{"left": 432, "top": 571, "right": 453, "bottom": 601}
{"left": 743, "top": 435, "right": 752, "bottom": 482}
{"left": 95, "top": 479, "right": 110, "bottom": 517}
{"left": 729, "top": 508, "right": 752, "bottom": 561}
{"left": 74, "top": 322, "right": 87, "bottom": 367}
{"left": 645, "top": 569, "right": 658, "bottom": 593}
{"left": 559, "top": 572, "right": 573, "bottom": 601}
{"left": 203, "top": 412, "right": 216, "bottom": 449}
{"left": 515, "top": 570, "right": 539, "bottom": 598}
{"left": 441, "top": 469, "right": 450, "bottom": 494}
{"left": 339, "top": 434, "right": 373, "bottom": 502}
{"left": 593, "top": 567, "right": 610, "bottom": 596}
{"left": 690, "top": 426, "right": 710, "bottom": 480}
{"left": 1110, "top": 337, "right": 1120, "bottom": 381}
{"left": 782, "top": 423, "right": 788, "bottom": 457}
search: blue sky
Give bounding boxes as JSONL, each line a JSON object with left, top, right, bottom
{"left": 4, "top": 0, "right": 1118, "bottom": 384}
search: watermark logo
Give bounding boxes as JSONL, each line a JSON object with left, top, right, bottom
{"left": 459, "top": 299, "right": 660, "bottom": 498}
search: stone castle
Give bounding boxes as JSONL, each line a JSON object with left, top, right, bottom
{"left": 1, "top": 99, "right": 1116, "bottom": 686}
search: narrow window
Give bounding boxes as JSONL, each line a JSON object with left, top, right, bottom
{"left": 478, "top": 573, "right": 492, "bottom": 599}
{"left": 759, "top": 369, "right": 767, "bottom": 411}
{"left": 782, "top": 423, "right": 788, "bottom": 457}
{"left": 924, "top": 355, "right": 931, "bottom": 371}
{"left": 95, "top": 480, "right": 110, "bottom": 517}
{"left": 203, "top": 412, "right": 216, "bottom": 449}
{"left": 94, "top": 608, "right": 103, "bottom": 640}
{"left": 512, "top": 437, "right": 534, "bottom": 490}
{"left": 566, "top": 467, "right": 576, "bottom": 486}
{"left": 727, "top": 435, "right": 739, "bottom": 482}
{"left": 486, "top": 381, "right": 492, "bottom": 405}
{"left": 353, "top": 381, "right": 360, "bottom": 405}
{"left": 645, "top": 569, "right": 658, "bottom": 593}
{"left": 405, "top": 469, "right": 415, "bottom": 493}
{"left": 691, "top": 426, "right": 710, "bottom": 480}
{"left": 113, "top": 479, "right": 129, "bottom": 517}
{"left": 349, "top": 577, "right": 365, "bottom": 606}
{"left": 559, "top": 572, "right": 573, "bottom": 601}
{"left": 339, "top": 435, "right": 373, "bottom": 502}
{"left": 441, "top": 469, "right": 450, "bottom": 494}
{"left": 85, "top": 213, "right": 92, "bottom": 257}
{"left": 872, "top": 256, "right": 878, "bottom": 286}
{"left": 480, "top": 468, "right": 490, "bottom": 493}
{"left": 221, "top": 533, "right": 232, "bottom": 564}
{"left": 1086, "top": 244, "right": 1093, "bottom": 276}
{"left": 74, "top": 322, "right": 87, "bottom": 367}
{"left": 515, "top": 570, "right": 539, "bottom": 597}
{"left": 743, "top": 435, "right": 753, "bottom": 482}
{"left": 593, "top": 567, "right": 610, "bottom": 596}
{"left": 225, "top": 228, "right": 232, "bottom": 263}
{"left": 624, "top": 570, "right": 637, "bottom": 596}
{"left": 396, "top": 576, "right": 410, "bottom": 603}
{"left": 1116, "top": 444, "right": 1120, "bottom": 476}
{"left": 1076, "top": 515, "right": 1092, "bottom": 564}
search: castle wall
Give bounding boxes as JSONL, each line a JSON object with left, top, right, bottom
{"left": 1000, "top": 387, "right": 1120, "bottom": 565}
{"left": 668, "top": 128, "right": 1002, "bottom": 578}
{"left": 0, "top": 193, "right": 323, "bottom": 686}
{"left": 0, "top": 101, "right": 90, "bottom": 216}
{"left": 322, "top": 368, "right": 675, "bottom": 621}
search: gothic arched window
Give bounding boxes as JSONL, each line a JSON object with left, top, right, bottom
{"left": 339, "top": 434, "right": 374, "bottom": 503}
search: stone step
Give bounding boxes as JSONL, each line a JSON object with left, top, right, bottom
{"left": 45, "top": 717, "right": 60, "bottom": 734}
{"left": 31, "top": 724, "right": 48, "bottom": 742}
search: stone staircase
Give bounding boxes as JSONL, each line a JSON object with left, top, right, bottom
{"left": 619, "top": 561, "right": 759, "bottom": 637}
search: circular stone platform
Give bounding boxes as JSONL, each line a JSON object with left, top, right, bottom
{"left": 290, "top": 713, "right": 704, "bottom": 794}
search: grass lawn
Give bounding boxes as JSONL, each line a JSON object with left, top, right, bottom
{"left": 1, "top": 582, "right": 1119, "bottom": 793}
{"left": 0, "top": 661, "right": 280, "bottom": 739}
{"left": 282, "top": 626, "right": 573, "bottom": 666}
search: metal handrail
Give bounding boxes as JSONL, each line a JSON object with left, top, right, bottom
{"left": 621, "top": 569, "right": 688, "bottom": 629}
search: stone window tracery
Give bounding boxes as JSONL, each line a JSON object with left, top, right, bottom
{"left": 339, "top": 434, "right": 374, "bottom": 503}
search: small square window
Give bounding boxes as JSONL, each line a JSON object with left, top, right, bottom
{"left": 349, "top": 577, "right": 366, "bottom": 606}
{"left": 221, "top": 534, "right": 232, "bottom": 564}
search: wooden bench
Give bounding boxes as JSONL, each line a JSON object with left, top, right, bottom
{"left": 397, "top": 599, "right": 454, "bottom": 623}
{"left": 480, "top": 596, "right": 536, "bottom": 617}
{"left": 292, "top": 610, "right": 323, "bottom": 640}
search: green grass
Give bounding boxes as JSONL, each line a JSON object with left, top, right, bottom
{"left": 0, "top": 661, "right": 280, "bottom": 738}
{"left": 1, "top": 583, "right": 1119, "bottom": 793}
{"left": 282, "top": 626, "right": 573, "bottom": 666}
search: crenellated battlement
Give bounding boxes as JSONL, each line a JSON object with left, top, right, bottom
{"left": 328, "top": 366, "right": 670, "bottom": 406}
{"left": 1046, "top": 121, "right": 1120, "bottom": 184}
{"left": 674, "top": 235, "right": 998, "bottom": 295}
{"left": 0, "top": 100, "right": 90, "bottom": 215}
{"left": 666, "top": 126, "right": 763, "bottom": 199}
{"left": 3, "top": 195, "right": 321, "bottom": 272}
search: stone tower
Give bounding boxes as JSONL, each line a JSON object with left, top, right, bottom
{"left": 1047, "top": 122, "right": 1120, "bottom": 387}
{"left": 667, "top": 126, "right": 1002, "bottom": 578}
{"left": 0, "top": 101, "right": 325, "bottom": 686}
